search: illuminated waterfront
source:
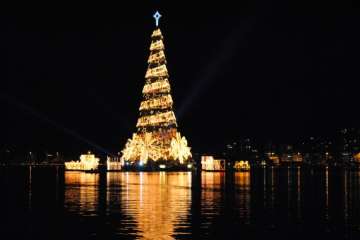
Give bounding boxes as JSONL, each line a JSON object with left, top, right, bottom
{"left": 1, "top": 167, "right": 360, "bottom": 239}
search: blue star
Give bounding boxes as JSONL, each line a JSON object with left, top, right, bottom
{"left": 153, "top": 11, "right": 162, "bottom": 27}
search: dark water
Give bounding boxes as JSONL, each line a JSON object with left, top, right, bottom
{"left": 1, "top": 166, "right": 360, "bottom": 239}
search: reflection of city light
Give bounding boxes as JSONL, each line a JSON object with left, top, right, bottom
{"left": 64, "top": 172, "right": 99, "bottom": 214}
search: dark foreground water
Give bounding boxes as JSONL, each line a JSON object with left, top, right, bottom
{"left": 1, "top": 166, "right": 360, "bottom": 239}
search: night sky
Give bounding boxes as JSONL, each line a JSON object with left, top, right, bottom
{"left": 1, "top": 1, "right": 360, "bottom": 155}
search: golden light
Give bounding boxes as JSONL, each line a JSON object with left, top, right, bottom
{"left": 201, "top": 156, "right": 225, "bottom": 171}
{"left": 142, "top": 79, "right": 170, "bottom": 94}
{"left": 354, "top": 153, "right": 360, "bottom": 163}
{"left": 121, "top": 22, "right": 191, "bottom": 166}
{"left": 64, "top": 171, "right": 99, "bottom": 213}
{"left": 119, "top": 172, "right": 191, "bottom": 239}
{"left": 107, "top": 156, "right": 123, "bottom": 171}
{"left": 65, "top": 152, "right": 99, "bottom": 171}
{"left": 234, "top": 160, "right": 250, "bottom": 171}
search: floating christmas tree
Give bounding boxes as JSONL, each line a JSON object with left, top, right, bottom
{"left": 121, "top": 11, "right": 192, "bottom": 166}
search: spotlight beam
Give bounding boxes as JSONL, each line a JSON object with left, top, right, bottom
{"left": 0, "top": 92, "right": 113, "bottom": 156}
{"left": 177, "top": 16, "right": 256, "bottom": 119}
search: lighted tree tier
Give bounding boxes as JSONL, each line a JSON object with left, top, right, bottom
{"left": 121, "top": 16, "right": 192, "bottom": 165}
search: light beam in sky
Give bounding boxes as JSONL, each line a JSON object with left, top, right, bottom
{"left": 177, "top": 16, "right": 256, "bottom": 120}
{"left": 0, "top": 92, "right": 113, "bottom": 155}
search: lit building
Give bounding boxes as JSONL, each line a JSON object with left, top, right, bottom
{"left": 106, "top": 155, "right": 123, "bottom": 171}
{"left": 201, "top": 155, "right": 226, "bottom": 171}
{"left": 266, "top": 152, "right": 280, "bottom": 165}
{"left": 338, "top": 128, "right": 360, "bottom": 164}
{"left": 224, "top": 138, "right": 260, "bottom": 161}
{"left": 300, "top": 136, "right": 332, "bottom": 165}
{"left": 121, "top": 12, "right": 192, "bottom": 167}
{"left": 233, "top": 160, "right": 250, "bottom": 171}
{"left": 279, "top": 152, "right": 303, "bottom": 165}
{"left": 292, "top": 152, "right": 303, "bottom": 162}
{"left": 64, "top": 152, "right": 100, "bottom": 171}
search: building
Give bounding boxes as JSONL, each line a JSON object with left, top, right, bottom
{"left": 338, "top": 128, "right": 360, "bottom": 164}
{"left": 107, "top": 155, "right": 123, "bottom": 171}
{"left": 201, "top": 155, "right": 226, "bottom": 171}
{"left": 64, "top": 152, "right": 100, "bottom": 171}
{"left": 233, "top": 160, "right": 250, "bottom": 171}
{"left": 280, "top": 152, "right": 303, "bottom": 164}
{"left": 224, "top": 138, "right": 260, "bottom": 161}
{"left": 267, "top": 153, "right": 280, "bottom": 166}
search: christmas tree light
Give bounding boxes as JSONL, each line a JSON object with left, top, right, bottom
{"left": 121, "top": 11, "right": 192, "bottom": 166}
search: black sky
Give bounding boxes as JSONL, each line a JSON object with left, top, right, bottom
{"left": 1, "top": 1, "right": 360, "bottom": 155}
